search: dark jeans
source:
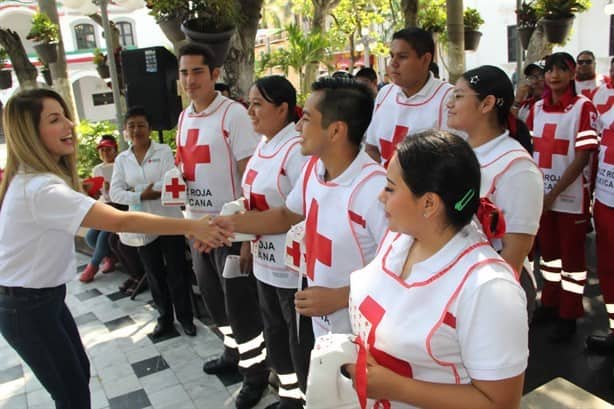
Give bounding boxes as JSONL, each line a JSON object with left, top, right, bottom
{"left": 0, "top": 285, "right": 90, "bottom": 409}
{"left": 138, "top": 236, "right": 193, "bottom": 325}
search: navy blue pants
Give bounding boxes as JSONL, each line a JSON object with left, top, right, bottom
{"left": 0, "top": 285, "right": 90, "bottom": 409}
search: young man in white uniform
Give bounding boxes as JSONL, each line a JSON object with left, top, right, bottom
{"left": 575, "top": 50, "right": 605, "bottom": 99}
{"left": 175, "top": 43, "right": 267, "bottom": 409}
{"left": 365, "top": 27, "right": 453, "bottom": 168}
{"left": 214, "top": 77, "right": 388, "bottom": 338}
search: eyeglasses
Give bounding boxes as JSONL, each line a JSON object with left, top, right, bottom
{"left": 447, "top": 90, "right": 481, "bottom": 104}
{"left": 577, "top": 59, "right": 594, "bottom": 66}
{"left": 526, "top": 74, "right": 544, "bottom": 81}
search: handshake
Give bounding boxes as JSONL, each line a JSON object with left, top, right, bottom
{"left": 190, "top": 198, "right": 255, "bottom": 253}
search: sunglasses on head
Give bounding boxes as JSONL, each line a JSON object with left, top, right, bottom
{"left": 577, "top": 59, "right": 594, "bottom": 65}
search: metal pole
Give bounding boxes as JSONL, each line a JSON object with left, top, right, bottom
{"left": 99, "top": 0, "right": 126, "bottom": 148}
{"left": 516, "top": 0, "right": 523, "bottom": 88}
{"left": 446, "top": 0, "right": 465, "bottom": 84}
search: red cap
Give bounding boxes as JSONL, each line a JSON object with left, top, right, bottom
{"left": 96, "top": 139, "right": 117, "bottom": 150}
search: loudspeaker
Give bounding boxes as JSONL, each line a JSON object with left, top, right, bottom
{"left": 121, "top": 46, "right": 182, "bottom": 130}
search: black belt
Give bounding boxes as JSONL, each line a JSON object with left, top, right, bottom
{"left": 0, "top": 285, "right": 60, "bottom": 296}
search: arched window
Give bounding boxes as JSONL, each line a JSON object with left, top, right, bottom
{"left": 75, "top": 23, "right": 97, "bottom": 50}
{"left": 115, "top": 21, "right": 135, "bottom": 47}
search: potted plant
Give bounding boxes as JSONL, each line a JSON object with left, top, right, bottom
{"left": 417, "top": 0, "right": 447, "bottom": 34}
{"left": 534, "top": 0, "right": 590, "bottom": 44}
{"left": 92, "top": 48, "right": 110, "bottom": 79}
{"left": 180, "top": 0, "right": 240, "bottom": 67}
{"left": 0, "top": 48, "right": 12, "bottom": 90}
{"left": 26, "top": 12, "right": 59, "bottom": 65}
{"left": 516, "top": 1, "right": 539, "bottom": 49}
{"left": 145, "top": 0, "right": 188, "bottom": 43}
{"left": 464, "top": 7, "right": 484, "bottom": 51}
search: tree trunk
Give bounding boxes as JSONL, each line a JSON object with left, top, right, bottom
{"left": 446, "top": 0, "right": 464, "bottom": 84}
{"left": 0, "top": 29, "right": 38, "bottom": 89}
{"left": 401, "top": 0, "right": 419, "bottom": 27}
{"left": 87, "top": 14, "right": 121, "bottom": 52}
{"left": 224, "top": 0, "right": 263, "bottom": 98}
{"left": 38, "top": 0, "right": 79, "bottom": 121}
{"left": 305, "top": 0, "right": 341, "bottom": 92}
{"left": 525, "top": 23, "right": 553, "bottom": 70}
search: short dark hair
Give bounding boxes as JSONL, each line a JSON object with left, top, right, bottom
{"left": 355, "top": 67, "right": 377, "bottom": 82}
{"left": 125, "top": 106, "right": 152, "bottom": 127}
{"left": 396, "top": 130, "right": 480, "bottom": 230}
{"left": 429, "top": 61, "right": 440, "bottom": 78}
{"left": 253, "top": 75, "right": 297, "bottom": 123}
{"left": 178, "top": 43, "right": 216, "bottom": 73}
{"left": 310, "top": 77, "right": 374, "bottom": 146}
{"left": 392, "top": 27, "right": 435, "bottom": 64}
{"left": 577, "top": 50, "right": 595, "bottom": 61}
{"left": 214, "top": 83, "right": 230, "bottom": 93}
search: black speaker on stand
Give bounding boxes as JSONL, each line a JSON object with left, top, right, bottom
{"left": 121, "top": 47, "right": 182, "bottom": 142}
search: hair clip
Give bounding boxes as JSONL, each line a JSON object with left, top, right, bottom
{"left": 454, "top": 188, "right": 475, "bottom": 212}
{"left": 469, "top": 75, "right": 480, "bottom": 85}
{"left": 496, "top": 97, "right": 504, "bottom": 108}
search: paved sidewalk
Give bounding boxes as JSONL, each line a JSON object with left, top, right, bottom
{"left": 0, "top": 251, "right": 279, "bottom": 409}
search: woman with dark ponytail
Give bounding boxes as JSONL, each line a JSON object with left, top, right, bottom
{"left": 344, "top": 130, "right": 528, "bottom": 408}
{"left": 447, "top": 65, "right": 544, "bottom": 320}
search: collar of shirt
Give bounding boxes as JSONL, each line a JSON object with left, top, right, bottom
{"left": 259, "top": 122, "right": 299, "bottom": 155}
{"left": 394, "top": 72, "right": 438, "bottom": 103}
{"left": 543, "top": 87, "right": 575, "bottom": 112}
{"left": 128, "top": 140, "right": 162, "bottom": 164}
{"left": 473, "top": 130, "right": 510, "bottom": 158}
{"left": 315, "top": 150, "right": 373, "bottom": 187}
{"left": 187, "top": 91, "right": 226, "bottom": 116}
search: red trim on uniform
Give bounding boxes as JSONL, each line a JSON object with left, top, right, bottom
{"left": 219, "top": 101, "right": 240, "bottom": 199}
{"left": 381, "top": 238, "right": 491, "bottom": 289}
{"left": 375, "top": 85, "right": 395, "bottom": 111}
{"left": 175, "top": 110, "right": 187, "bottom": 167}
{"left": 277, "top": 140, "right": 302, "bottom": 200}
{"left": 302, "top": 157, "right": 319, "bottom": 215}
{"left": 257, "top": 135, "right": 299, "bottom": 159}
{"left": 395, "top": 82, "right": 448, "bottom": 107}
{"left": 425, "top": 258, "right": 510, "bottom": 384}
{"left": 438, "top": 87, "right": 453, "bottom": 128}
{"left": 443, "top": 312, "right": 457, "bottom": 329}
{"left": 347, "top": 168, "right": 386, "bottom": 265}
{"left": 484, "top": 154, "right": 537, "bottom": 197}
{"left": 348, "top": 210, "right": 366, "bottom": 228}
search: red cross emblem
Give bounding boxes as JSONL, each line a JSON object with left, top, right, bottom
{"left": 359, "top": 296, "right": 412, "bottom": 377}
{"left": 596, "top": 95, "right": 614, "bottom": 114}
{"left": 286, "top": 241, "right": 302, "bottom": 268}
{"left": 178, "top": 129, "right": 211, "bottom": 181}
{"left": 380, "top": 125, "right": 409, "bottom": 168}
{"left": 304, "top": 199, "right": 332, "bottom": 281}
{"left": 602, "top": 129, "right": 614, "bottom": 165}
{"left": 533, "top": 123, "right": 570, "bottom": 169}
{"left": 165, "top": 177, "right": 186, "bottom": 198}
{"left": 244, "top": 169, "right": 270, "bottom": 211}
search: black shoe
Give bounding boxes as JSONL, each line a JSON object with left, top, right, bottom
{"left": 235, "top": 382, "right": 268, "bottom": 409}
{"left": 548, "top": 318, "right": 577, "bottom": 343}
{"left": 586, "top": 333, "right": 614, "bottom": 354}
{"left": 532, "top": 305, "right": 558, "bottom": 325}
{"left": 150, "top": 322, "right": 174, "bottom": 339}
{"left": 203, "top": 356, "right": 238, "bottom": 375}
{"left": 181, "top": 322, "right": 196, "bottom": 337}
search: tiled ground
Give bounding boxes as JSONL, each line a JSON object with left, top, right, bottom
{"left": 0, "top": 251, "right": 278, "bottom": 409}
{"left": 2, "top": 236, "right": 614, "bottom": 408}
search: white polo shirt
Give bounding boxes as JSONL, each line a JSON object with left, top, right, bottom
{"left": 0, "top": 172, "right": 95, "bottom": 288}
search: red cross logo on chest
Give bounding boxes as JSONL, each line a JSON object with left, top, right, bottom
{"left": 602, "top": 129, "right": 614, "bottom": 165}
{"left": 286, "top": 241, "right": 302, "bottom": 268}
{"left": 597, "top": 95, "right": 614, "bottom": 114}
{"left": 304, "top": 199, "right": 332, "bottom": 281}
{"left": 165, "top": 177, "right": 186, "bottom": 198}
{"left": 380, "top": 125, "right": 409, "bottom": 168}
{"left": 533, "top": 123, "right": 570, "bottom": 169}
{"left": 244, "top": 169, "right": 270, "bottom": 211}
{"left": 179, "top": 129, "right": 211, "bottom": 181}
{"left": 359, "top": 296, "right": 412, "bottom": 378}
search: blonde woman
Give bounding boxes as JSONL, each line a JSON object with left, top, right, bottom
{"left": 0, "top": 89, "right": 230, "bottom": 409}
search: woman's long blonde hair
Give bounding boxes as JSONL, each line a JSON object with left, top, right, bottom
{"left": 0, "top": 88, "right": 80, "bottom": 208}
